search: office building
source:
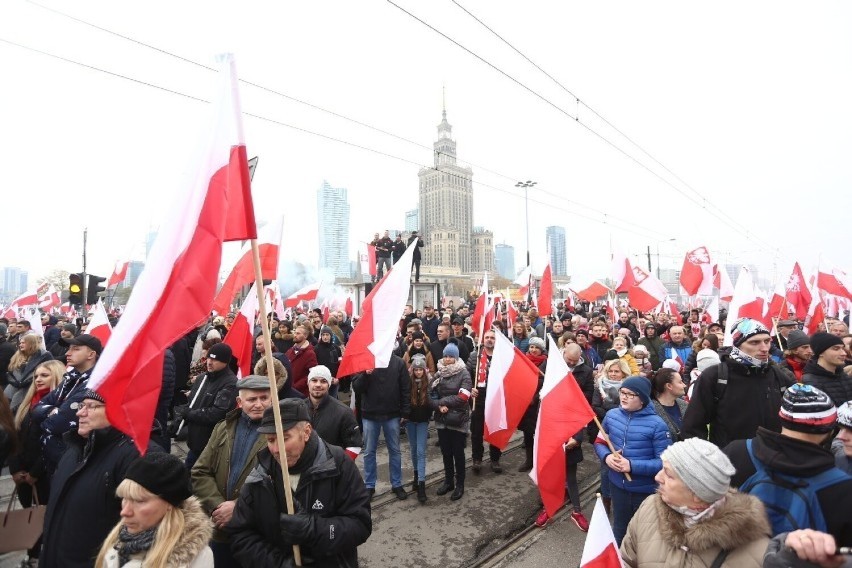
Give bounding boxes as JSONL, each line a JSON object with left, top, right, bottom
{"left": 316, "top": 180, "right": 352, "bottom": 278}
{"left": 495, "top": 244, "right": 515, "bottom": 280}
{"left": 546, "top": 226, "right": 567, "bottom": 276}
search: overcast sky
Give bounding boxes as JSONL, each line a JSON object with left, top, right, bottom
{"left": 2, "top": 0, "right": 850, "bottom": 291}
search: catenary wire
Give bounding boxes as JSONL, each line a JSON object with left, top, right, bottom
{"left": 0, "top": 36, "right": 667, "bottom": 242}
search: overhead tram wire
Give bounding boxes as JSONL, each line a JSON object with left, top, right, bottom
{"left": 0, "top": 36, "right": 667, "bottom": 243}
{"left": 15, "top": 0, "right": 671, "bottom": 241}
{"left": 385, "top": 0, "right": 779, "bottom": 255}
{"left": 449, "top": 0, "right": 754, "bottom": 247}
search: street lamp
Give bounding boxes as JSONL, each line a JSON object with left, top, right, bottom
{"left": 515, "top": 180, "right": 537, "bottom": 267}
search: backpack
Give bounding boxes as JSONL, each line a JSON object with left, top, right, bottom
{"left": 739, "top": 438, "right": 849, "bottom": 535}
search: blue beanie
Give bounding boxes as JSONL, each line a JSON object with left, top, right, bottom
{"left": 621, "top": 376, "right": 651, "bottom": 407}
{"left": 443, "top": 343, "right": 459, "bottom": 359}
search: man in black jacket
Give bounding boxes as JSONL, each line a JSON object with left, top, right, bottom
{"left": 465, "top": 330, "right": 503, "bottom": 474}
{"left": 229, "top": 400, "right": 372, "bottom": 568}
{"left": 351, "top": 354, "right": 410, "bottom": 500}
{"left": 430, "top": 322, "right": 469, "bottom": 364}
{"left": 40, "top": 388, "right": 162, "bottom": 568}
{"left": 724, "top": 384, "right": 852, "bottom": 545}
{"left": 304, "top": 365, "right": 362, "bottom": 454}
{"left": 802, "top": 332, "right": 852, "bottom": 407}
{"left": 683, "top": 318, "right": 794, "bottom": 448}
{"left": 407, "top": 231, "right": 425, "bottom": 282}
{"left": 175, "top": 342, "right": 238, "bottom": 468}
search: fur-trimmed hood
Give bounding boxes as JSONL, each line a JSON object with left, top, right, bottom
{"left": 655, "top": 491, "right": 770, "bottom": 552}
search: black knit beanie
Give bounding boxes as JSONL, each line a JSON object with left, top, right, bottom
{"left": 125, "top": 452, "right": 193, "bottom": 506}
{"left": 810, "top": 332, "right": 844, "bottom": 359}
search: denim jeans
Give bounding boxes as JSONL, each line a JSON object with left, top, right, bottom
{"left": 610, "top": 485, "right": 652, "bottom": 545}
{"left": 600, "top": 462, "right": 612, "bottom": 498}
{"left": 184, "top": 449, "right": 199, "bottom": 470}
{"left": 406, "top": 421, "right": 429, "bottom": 480}
{"left": 362, "top": 417, "right": 402, "bottom": 489}
{"left": 376, "top": 257, "right": 392, "bottom": 279}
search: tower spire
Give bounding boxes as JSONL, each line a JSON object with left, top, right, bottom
{"left": 442, "top": 83, "right": 446, "bottom": 120}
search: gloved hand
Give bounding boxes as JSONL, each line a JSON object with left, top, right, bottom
{"left": 173, "top": 405, "right": 188, "bottom": 421}
{"left": 279, "top": 511, "right": 313, "bottom": 545}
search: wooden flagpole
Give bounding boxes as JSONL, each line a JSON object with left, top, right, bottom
{"left": 593, "top": 416, "right": 632, "bottom": 482}
{"left": 251, "top": 240, "right": 302, "bottom": 566}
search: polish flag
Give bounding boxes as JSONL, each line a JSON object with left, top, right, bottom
{"left": 107, "top": 260, "right": 130, "bottom": 288}
{"left": 212, "top": 216, "right": 283, "bottom": 315}
{"left": 571, "top": 281, "right": 611, "bottom": 303}
{"left": 344, "top": 297, "right": 353, "bottom": 318}
{"left": 704, "top": 295, "right": 720, "bottom": 325}
{"left": 87, "top": 300, "right": 113, "bottom": 346}
{"left": 284, "top": 282, "right": 321, "bottom": 308}
{"left": 344, "top": 447, "right": 362, "bottom": 460}
{"left": 9, "top": 290, "right": 39, "bottom": 309}
{"left": 87, "top": 54, "right": 258, "bottom": 454}
{"left": 604, "top": 294, "right": 618, "bottom": 323}
{"left": 537, "top": 264, "right": 553, "bottom": 317}
{"left": 337, "top": 240, "right": 416, "bottom": 376}
{"left": 627, "top": 266, "right": 669, "bottom": 312}
{"left": 483, "top": 331, "right": 540, "bottom": 450}
{"left": 803, "top": 291, "right": 825, "bottom": 335}
{"left": 723, "top": 267, "right": 768, "bottom": 346}
{"left": 38, "top": 284, "right": 61, "bottom": 311}
{"left": 514, "top": 265, "right": 532, "bottom": 297}
{"left": 367, "top": 245, "right": 377, "bottom": 278}
{"left": 786, "top": 262, "right": 812, "bottom": 320}
{"left": 531, "top": 336, "right": 595, "bottom": 517}
{"left": 26, "top": 309, "right": 44, "bottom": 338}
{"left": 224, "top": 284, "right": 259, "bottom": 378}
{"left": 471, "top": 273, "right": 490, "bottom": 341}
{"left": 767, "top": 277, "right": 789, "bottom": 322}
{"left": 611, "top": 249, "right": 634, "bottom": 294}
{"left": 680, "top": 246, "right": 714, "bottom": 296}
{"left": 817, "top": 269, "right": 852, "bottom": 300}
{"left": 713, "top": 265, "right": 735, "bottom": 302}
{"left": 506, "top": 300, "right": 518, "bottom": 338}
{"left": 579, "top": 497, "right": 623, "bottom": 568}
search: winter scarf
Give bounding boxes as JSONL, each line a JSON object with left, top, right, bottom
{"left": 729, "top": 346, "right": 768, "bottom": 369}
{"left": 116, "top": 525, "right": 157, "bottom": 566}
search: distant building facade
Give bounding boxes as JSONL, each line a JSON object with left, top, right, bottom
{"left": 405, "top": 209, "right": 419, "bottom": 233}
{"left": 316, "top": 180, "right": 351, "bottom": 278}
{"left": 495, "top": 244, "right": 515, "bottom": 280}
{"left": 0, "top": 267, "right": 28, "bottom": 301}
{"left": 471, "top": 227, "right": 494, "bottom": 274}
{"left": 546, "top": 226, "right": 567, "bottom": 276}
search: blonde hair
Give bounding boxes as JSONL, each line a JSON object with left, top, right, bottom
{"left": 15, "top": 360, "right": 65, "bottom": 428}
{"left": 96, "top": 479, "right": 197, "bottom": 568}
{"left": 602, "top": 358, "right": 631, "bottom": 379}
{"left": 8, "top": 334, "right": 42, "bottom": 372}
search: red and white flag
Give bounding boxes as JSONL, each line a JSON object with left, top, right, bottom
{"left": 531, "top": 336, "right": 595, "bottom": 517}
{"left": 37, "top": 284, "right": 61, "bottom": 311}
{"left": 483, "top": 332, "right": 540, "bottom": 450}
{"left": 680, "top": 246, "right": 714, "bottom": 296}
{"left": 337, "top": 241, "right": 416, "bottom": 376}
{"left": 571, "top": 281, "right": 611, "bottom": 303}
{"left": 803, "top": 291, "right": 825, "bottom": 335}
{"left": 108, "top": 260, "right": 130, "bottom": 289}
{"left": 213, "top": 216, "right": 283, "bottom": 315}
{"left": 344, "top": 297, "right": 354, "bottom": 318}
{"left": 87, "top": 54, "right": 258, "bottom": 454}
{"left": 284, "top": 282, "right": 321, "bottom": 308}
{"left": 786, "top": 262, "right": 812, "bottom": 320}
{"left": 817, "top": 268, "right": 852, "bottom": 300}
{"left": 704, "top": 295, "right": 720, "bottom": 325}
{"left": 627, "top": 266, "right": 669, "bottom": 312}
{"left": 87, "top": 300, "right": 113, "bottom": 346}
{"left": 723, "top": 267, "right": 768, "bottom": 346}
{"left": 579, "top": 496, "right": 623, "bottom": 568}
{"left": 367, "top": 245, "right": 377, "bottom": 278}
{"left": 611, "top": 249, "right": 634, "bottom": 294}
{"left": 506, "top": 299, "right": 518, "bottom": 338}
{"left": 471, "top": 272, "right": 490, "bottom": 341}
{"left": 224, "top": 283, "right": 259, "bottom": 378}
{"left": 514, "top": 265, "right": 532, "bottom": 297}
{"left": 713, "top": 264, "right": 735, "bottom": 302}
{"left": 9, "top": 289, "right": 39, "bottom": 310}
{"left": 537, "top": 264, "right": 553, "bottom": 317}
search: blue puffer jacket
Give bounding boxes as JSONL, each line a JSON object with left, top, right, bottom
{"left": 595, "top": 404, "right": 672, "bottom": 494}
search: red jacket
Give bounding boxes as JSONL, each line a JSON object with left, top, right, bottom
{"left": 286, "top": 344, "right": 318, "bottom": 396}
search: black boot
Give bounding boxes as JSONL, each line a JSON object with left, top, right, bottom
{"left": 417, "top": 481, "right": 427, "bottom": 503}
{"left": 412, "top": 472, "right": 419, "bottom": 491}
{"left": 450, "top": 480, "right": 465, "bottom": 501}
{"left": 517, "top": 445, "right": 534, "bottom": 472}
{"left": 436, "top": 479, "right": 455, "bottom": 496}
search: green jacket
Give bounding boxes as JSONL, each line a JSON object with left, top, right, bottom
{"left": 191, "top": 407, "right": 266, "bottom": 542}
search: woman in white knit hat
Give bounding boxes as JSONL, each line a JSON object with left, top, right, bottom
{"left": 620, "top": 438, "right": 771, "bottom": 567}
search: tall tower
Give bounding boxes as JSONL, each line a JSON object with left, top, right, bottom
{"left": 546, "top": 226, "right": 567, "bottom": 276}
{"left": 495, "top": 243, "right": 516, "bottom": 280}
{"left": 418, "top": 99, "right": 474, "bottom": 273}
{"left": 316, "top": 180, "right": 351, "bottom": 278}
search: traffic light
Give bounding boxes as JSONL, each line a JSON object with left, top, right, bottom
{"left": 87, "top": 275, "right": 106, "bottom": 305}
{"left": 69, "top": 273, "right": 83, "bottom": 306}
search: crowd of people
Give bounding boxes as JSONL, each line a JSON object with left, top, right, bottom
{"left": 1, "top": 294, "right": 852, "bottom": 567}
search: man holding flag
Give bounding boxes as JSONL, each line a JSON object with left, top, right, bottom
{"left": 465, "top": 329, "right": 503, "bottom": 474}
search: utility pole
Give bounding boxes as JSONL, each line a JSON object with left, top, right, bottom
{"left": 646, "top": 245, "right": 652, "bottom": 273}
{"left": 82, "top": 227, "right": 88, "bottom": 315}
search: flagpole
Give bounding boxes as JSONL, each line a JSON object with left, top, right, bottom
{"left": 251, "top": 239, "right": 302, "bottom": 566}
{"left": 593, "top": 416, "right": 632, "bottom": 482}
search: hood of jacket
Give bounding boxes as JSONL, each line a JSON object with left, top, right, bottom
{"left": 167, "top": 498, "right": 213, "bottom": 566}
{"left": 803, "top": 359, "right": 843, "bottom": 379}
{"left": 753, "top": 427, "right": 837, "bottom": 477}
{"left": 655, "top": 491, "right": 770, "bottom": 552}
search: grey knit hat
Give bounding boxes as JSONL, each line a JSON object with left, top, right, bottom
{"left": 786, "top": 330, "right": 810, "bottom": 350}
{"left": 661, "top": 438, "right": 735, "bottom": 504}
{"left": 410, "top": 354, "right": 427, "bottom": 369}
{"left": 528, "top": 337, "right": 546, "bottom": 351}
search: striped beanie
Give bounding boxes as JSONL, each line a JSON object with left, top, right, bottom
{"left": 779, "top": 384, "right": 837, "bottom": 434}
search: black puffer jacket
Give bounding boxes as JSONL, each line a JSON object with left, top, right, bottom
{"left": 303, "top": 395, "right": 363, "bottom": 450}
{"left": 802, "top": 360, "right": 852, "bottom": 407}
{"left": 351, "top": 354, "right": 411, "bottom": 421}
{"left": 682, "top": 356, "right": 794, "bottom": 448}
{"left": 39, "top": 427, "right": 162, "bottom": 568}
{"left": 182, "top": 366, "right": 238, "bottom": 454}
{"left": 229, "top": 436, "right": 372, "bottom": 568}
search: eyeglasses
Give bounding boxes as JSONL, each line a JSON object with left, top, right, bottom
{"left": 618, "top": 390, "right": 637, "bottom": 399}
{"left": 73, "top": 402, "right": 105, "bottom": 412}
